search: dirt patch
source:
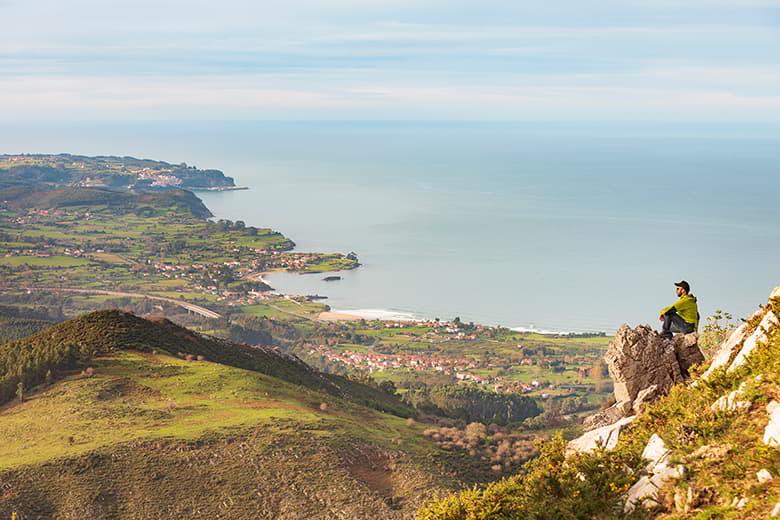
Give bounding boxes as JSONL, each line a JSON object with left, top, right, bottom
{"left": 348, "top": 462, "right": 395, "bottom": 499}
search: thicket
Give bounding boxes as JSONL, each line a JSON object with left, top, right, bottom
{"left": 0, "top": 315, "right": 55, "bottom": 343}
{"left": 423, "top": 422, "right": 537, "bottom": 475}
{"left": 404, "top": 384, "right": 541, "bottom": 425}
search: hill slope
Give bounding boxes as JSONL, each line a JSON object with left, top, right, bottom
{"left": 419, "top": 287, "right": 780, "bottom": 519}
{"left": 0, "top": 312, "right": 462, "bottom": 519}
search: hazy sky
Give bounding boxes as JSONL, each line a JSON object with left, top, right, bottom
{"left": 2, "top": 0, "right": 779, "bottom": 120}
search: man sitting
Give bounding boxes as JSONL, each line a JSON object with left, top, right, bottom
{"left": 659, "top": 280, "right": 699, "bottom": 339}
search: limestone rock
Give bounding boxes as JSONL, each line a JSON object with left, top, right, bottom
{"left": 764, "top": 400, "right": 780, "bottom": 447}
{"left": 567, "top": 415, "right": 635, "bottom": 454}
{"left": 605, "top": 325, "right": 687, "bottom": 404}
{"left": 771, "top": 285, "right": 780, "bottom": 300}
{"left": 642, "top": 434, "right": 671, "bottom": 470}
{"left": 728, "top": 310, "right": 778, "bottom": 372}
{"left": 772, "top": 502, "right": 780, "bottom": 517}
{"left": 710, "top": 384, "right": 751, "bottom": 413}
{"left": 582, "top": 400, "right": 632, "bottom": 431}
{"left": 624, "top": 433, "right": 685, "bottom": 513}
{"left": 757, "top": 468, "right": 773, "bottom": 484}
{"left": 701, "top": 322, "right": 749, "bottom": 380}
{"left": 633, "top": 384, "right": 660, "bottom": 414}
{"left": 672, "top": 332, "right": 704, "bottom": 375}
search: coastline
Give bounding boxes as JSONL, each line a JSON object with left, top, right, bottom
{"left": 190, "top": 185, "right": 249, "bottom": 192}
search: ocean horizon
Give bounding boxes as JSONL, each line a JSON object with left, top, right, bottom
{"left": 3, "top": 120, "right": 779, "bottom": 333}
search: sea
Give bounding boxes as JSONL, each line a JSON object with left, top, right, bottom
{"left": 3, "top": 120, "right": 779, "bottom": 333}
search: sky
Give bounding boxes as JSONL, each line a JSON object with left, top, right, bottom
{"left": 1, "top": 0, "right": 779, "bottom": 120}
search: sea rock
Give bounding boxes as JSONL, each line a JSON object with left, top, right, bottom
{"left": 672, "top": 333, "right": 704, "bottom": 376}
{"left": 568, "top": 416, "right": 635, "bottom": 454}
{"left": 582, "top": 400, "right": 632, "bottom": 431}
{"left": 728, "top": 310, "right": 778, "bottom": 372}
{"left": 764, "top": 401, "right": 780, "bottom": 447}
{"left": 633, "top": 384, "right": 660, "bottom": 415}
{"left": 605, "top": 325, "right": 696, "bottom": 404}
{"left": 625, "top": 434, "right": 685, "bottom": 513}
{"left": 757, "top": 468, "right": 773, "bottom": 484}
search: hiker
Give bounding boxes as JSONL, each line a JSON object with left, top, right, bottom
{"left": 659, "top": 280, "right": 699, "bottom": 339}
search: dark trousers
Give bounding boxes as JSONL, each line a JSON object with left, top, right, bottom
{"left": 662, "top": 309, "right": 695, "bottom": 334}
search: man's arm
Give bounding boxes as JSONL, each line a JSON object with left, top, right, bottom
{"left": 659, "top": 302, "right": 678, "bottom": 317}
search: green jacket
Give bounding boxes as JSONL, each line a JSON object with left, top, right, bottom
{"left": 660, "top": 294, "right": 699, "bottom": 330}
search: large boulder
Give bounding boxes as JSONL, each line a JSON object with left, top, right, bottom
{"left": 605, "top": 325, "right": 699, "bottom": 405}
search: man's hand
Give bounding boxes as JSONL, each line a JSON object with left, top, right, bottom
{"left": 659, "top": 315, "right": 664, "bottom": 321}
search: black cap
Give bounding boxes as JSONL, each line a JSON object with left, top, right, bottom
{"left": 674, "top": 280, "right": 690, "bottom": 293}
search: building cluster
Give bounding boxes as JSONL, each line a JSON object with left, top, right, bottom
{"left": 308, "top": 343, "right": 478, "bottom": 374}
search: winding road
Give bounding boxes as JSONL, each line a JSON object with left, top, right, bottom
{"left": 25, "top": 287, "right": 223, "bottom": 319}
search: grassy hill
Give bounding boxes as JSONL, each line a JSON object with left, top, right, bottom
{"left": 0, "top": 185, "right": 213, "bottom": 218}
{"left": 0, "top": 312, "right": 468, "bottom": 519}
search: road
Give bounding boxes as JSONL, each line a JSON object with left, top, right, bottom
{"left": 25, "top": 287, "right": 223, "bottom": 319}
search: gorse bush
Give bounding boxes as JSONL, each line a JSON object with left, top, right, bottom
{"left": 418, "top": 434, "right": 644, "bottom": 520}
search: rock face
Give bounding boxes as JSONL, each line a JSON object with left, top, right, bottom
{"left": 624, "top": 434, "right": 686, "bottom": 513}
{"left": 605, "top": 325, "right": 702, "bottom": 407}
{"left": 729, "top": 310, "right": 778, "bottom": 372}
{"left": 582, "top": 400, "right": 632, "bottom": 431}
{"left": 673, "top": 333, "right": 705, "bottom": 376}
{"left": 701, "top": 321, "right": 750, "bottom": 380}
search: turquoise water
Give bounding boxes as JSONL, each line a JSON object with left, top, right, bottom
{"left": 3, "top": 121, "right": 779, "bottom": 332}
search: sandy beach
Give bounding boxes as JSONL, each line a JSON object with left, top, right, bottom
{"left": 317, "top": 311, "right": 364, "bottom": 322}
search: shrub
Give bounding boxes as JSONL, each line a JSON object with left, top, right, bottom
{"left": 418, "top": 434, "right": 643, "bottom": 520}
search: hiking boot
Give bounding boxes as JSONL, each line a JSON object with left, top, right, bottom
{"left": 659, "top": 331, "right": 673, "bottom": 340}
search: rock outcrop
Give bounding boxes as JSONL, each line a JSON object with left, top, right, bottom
{"left": 701, "top": 286, "right": 780, "bottom": 380}
{"left": 624, "top": 434, "right": 686, "bottom": 513}
{"left": 571, "top": 325, "right": 704, "bottom": 453}
{"left": 580, "top": 326, "right": 703, "bottom": 433}
{"left": 567, "top": 416, "right": 635, "bottom": 454}
{"left": 605, "top": 326, "right": 704, "bottom": 408}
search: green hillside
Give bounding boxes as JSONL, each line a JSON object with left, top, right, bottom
{"left": 0, "top": 312, "right": 466, "bottom": 519}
